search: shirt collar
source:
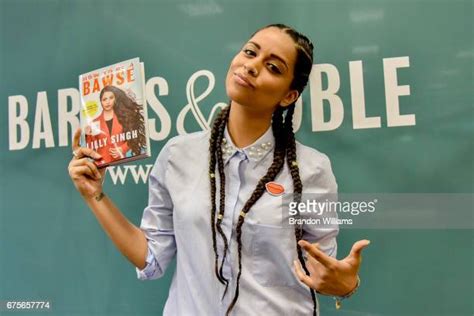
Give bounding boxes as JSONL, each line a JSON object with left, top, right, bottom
{"left": 221, "top": 125, "right": 274, "bottom": 164}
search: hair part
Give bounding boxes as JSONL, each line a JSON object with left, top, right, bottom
{"left": 252, "top": 23, "right": 314, "bottom": 94}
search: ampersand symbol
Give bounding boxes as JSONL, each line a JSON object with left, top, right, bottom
{"left": 177, "top": 70, "right": 227, "bottom": 134}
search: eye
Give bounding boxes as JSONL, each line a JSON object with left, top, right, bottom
{"left": 267, "top": 63, "right": 282, "bottom": 74}
{"left": 243, "top": 49, "right": 256, "bottom": 56}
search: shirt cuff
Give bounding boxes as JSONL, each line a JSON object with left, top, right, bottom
{"left": 135, "top": 247, "right": 161, "bottom": 280}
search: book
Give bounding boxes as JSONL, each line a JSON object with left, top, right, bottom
{"left": 79, "top": 57, "right": 151, "bottom": 168}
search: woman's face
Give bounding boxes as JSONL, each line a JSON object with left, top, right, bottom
{"left": 101, "top": 91, "right": 116, "bottom": 111}
{"left": 225, "top": 27, "right": 299, "bottom": 114}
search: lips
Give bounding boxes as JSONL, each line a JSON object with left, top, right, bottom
{"left": 233, "top": 72, "right": 255, "bottom": 88}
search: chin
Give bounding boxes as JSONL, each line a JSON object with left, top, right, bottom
{"left": 226, "top": 89, "right": 252, "bottom": 107}
{"left": 225, "top": 79, "right": 252, "bottom": 106}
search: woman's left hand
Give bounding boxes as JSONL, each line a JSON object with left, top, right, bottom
{"left": 293, "top": 239, "right": 370, "bottom": 296}
{"left": 109, "top": 147, "right": 123, "bottom": 159}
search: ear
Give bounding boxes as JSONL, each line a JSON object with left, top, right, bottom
{"left": 280, "top": 89, "right": 299, "bottom": 107}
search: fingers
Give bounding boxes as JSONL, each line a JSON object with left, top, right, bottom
{"left": 84, "top": 126, "right": 91, "bottom": 135}
{"left": 298, "top": 240, "right": 337, "bottom": 269}
{"left": 98, "top": 167, "right": 107, "bottom": 177}
{"left": 71, "top": 127, "right": 100, "bottom": 160}
{"left": 109, "top": 148, "right": 119, "bottom": 158}
{"left": 70, "top": 158, "right": 101, "bottom": 180}
{"left": 72, "top": 128, "right": 81, "bottom": 151}
{"left": 293, "top": 260, "right": 315, "bottom": 289}
{"left": 109, "top": 147, "right": 123, "bottom": 159}
{"left": 85, "top": 159, "right": 102, "bottom": 180}
{"left": 73, "top": 165, "right": 100, "bottom": 180}
{"left": 71, "top": 128, "right": 103, "bottom": 161}
{"left": 73, "top": 147, "right": 102, "bottom": 160}
{"left": 348, "top": 239, "right": 371, "bottom": 261}
{"left": 307, "top": 253, "right": 321, "bottom": 269}
{"left": 69, "top": 158, "right": 102, "bottom": 180}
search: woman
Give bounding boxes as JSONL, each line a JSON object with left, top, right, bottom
{"left": 84, "top": 85, "right": 147, "bottom": 165}
{"left": 69, "top": 24, "right": 368, "bottom": 315}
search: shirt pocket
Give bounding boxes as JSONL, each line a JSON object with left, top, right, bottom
{"left": 249, "top": 222, "right": 299, "bottom": 288}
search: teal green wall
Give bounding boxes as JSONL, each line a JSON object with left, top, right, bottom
{"left": 1, "top": 0, "right": 472, "bottom": 315}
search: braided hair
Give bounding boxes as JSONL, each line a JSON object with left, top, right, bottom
{"left": 208, "top": 24, "right": 316, "bottom": 315}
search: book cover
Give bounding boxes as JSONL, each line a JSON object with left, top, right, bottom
{"left": 79, "top": 57, "right": 151, "bottom": 168}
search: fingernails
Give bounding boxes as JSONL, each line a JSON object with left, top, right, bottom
{"left": 93, "top": 153, "right": 102, "bottom": 159}
{"left": 298, "top": 240, "right": 308, "bottom": 247}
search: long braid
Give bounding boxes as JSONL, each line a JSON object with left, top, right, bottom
{"left": 209, "top": 106, "right": 230, "bottom": 286}
{"left": 226, "top": 107, "right": 287, "bottom": 315}
{"left": 285, "top": 105, "right": 318, "bottom": 316}
{"left": 215, "top": 106, "right": 232, "bottom": 294}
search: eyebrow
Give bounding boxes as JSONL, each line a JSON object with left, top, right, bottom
{"left": 247, "top": 41, "right": 289, "bottom": 71}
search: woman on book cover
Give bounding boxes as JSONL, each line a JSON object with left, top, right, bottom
{"left": 85, "top": 85, "right": 146, "bottom": 165}
{"left": 69, "top": 24, "right": 369, "bottom": 315}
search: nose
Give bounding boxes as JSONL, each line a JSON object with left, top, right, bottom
{"left": 243, "top": 62, "right": 258, "bottom": 77}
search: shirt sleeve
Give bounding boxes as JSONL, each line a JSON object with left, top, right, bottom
{"left": 136, "top": 139, "right": 177, "bottom": 280}
{"left": 301, "top": 153, "right": 339, "bottom": 259}
{"left": 135, "top": 246, "right": 162, "bottom": 280}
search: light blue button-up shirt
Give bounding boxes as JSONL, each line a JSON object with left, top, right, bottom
{"left": 136, "top": 126, "right": 338, "bottom": 315}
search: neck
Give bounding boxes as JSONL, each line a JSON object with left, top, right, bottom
{"left": 227, "top": 102, "right": 273, "bottom": 148}
{"left": 104, "top": 109, "right": 114, "bottom": 120}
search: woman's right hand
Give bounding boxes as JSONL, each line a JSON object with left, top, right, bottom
{"left": 84, "top": 125, "right": 92, "bottom": 135}
{"left": 68, "top": 128, "right": 106, "bottom": 199}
